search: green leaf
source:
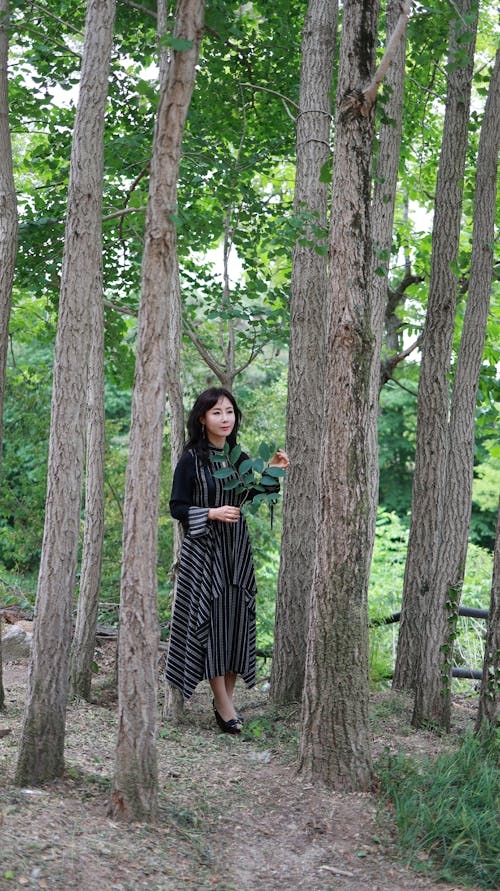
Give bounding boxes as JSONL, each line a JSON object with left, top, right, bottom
{"left": 260, "top": 476, "right": 278, "bottom": 487}
{"left": 265, "top": 466, "right": 285, "bottom": 478}
{"left": 258, "top": 442, "right": 272, "bottom": 461}
{"left": 223, "top": 478, "right": 241, "bottom": 490}
{"left": 229, "top": 444, "right": 242, "bottom": 462}
{"left": 213, "top": 466, "right": 235, "bottom": 479}
{"left": 161, "top": 35, "right": 194, "bottom": 51}
{"left": 238, "top": 458, "right": 253, "bottom": 475}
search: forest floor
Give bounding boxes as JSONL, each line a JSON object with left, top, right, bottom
{"left": 0, "top": 636, "right": 481, "bottom": 891}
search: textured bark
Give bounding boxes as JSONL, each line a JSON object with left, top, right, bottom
{"left": 476, "top": 499, "right": 500, "bottom": 734}
{"left": 69, "top": 289, "right": 106, "bottom": 701}
{"left": 413, "top": 45, "right": 500, "bottom": 729}
{"left": 0, "top": 0, "right": 17, "bottom": 464}
{"left": 0, "top": 0, "right": 17, "bottom": 713}
{"left": 269, "top": 0, "right": 337, "bottom": 707}
{"left": 110, "top": 0, "right": 204, "bottom": 822}
{"left": 393, "top": 0, "right": 478, "bottom": 691}
{"left": 298, "top": 0, "right": 379, "bottom": 790}
{"left": 15, "top": 0, "right": 116, "bottom": 785}
{"left": 367, "top": 0, "right": 409, "bottom": 538}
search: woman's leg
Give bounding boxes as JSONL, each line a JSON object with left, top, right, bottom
{"left": 224, "top": 671, "right": 238, "bottom": 702}
{"left": 209, "top": 675, "right": 241, "bottom": 726}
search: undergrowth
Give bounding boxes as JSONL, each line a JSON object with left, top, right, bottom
{"left": 377, "top": 731, "right": 500, "bottom": 888}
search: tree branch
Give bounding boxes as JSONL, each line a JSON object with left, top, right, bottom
{"left": 119, "top": 0, "right": 157, "bottom": 19}
{"left": 183, "top": 318, "right": 226, "bottom": 382}
{"left": 364, "top": 1, "right": 413, "bottom": 106}
{"left": 380, "top": 334, "right": 422, "bottom": 388}
{"left": 239, "top": 82, "right": 299, "bottom": 116}
{"left": 103, "top": 206, "right": 147, "bottom": 222}
{"left": 28, "top": 1, "right": 84, "bottom": 35}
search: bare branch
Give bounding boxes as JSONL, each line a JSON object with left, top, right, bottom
{"left": 364, "top": 1, "right": 413, "bottom": 106}
{"left": 380, "top": 334, "right": 422, "bottom": 388}
{"left": 103, "top": 206, "right": 147, "bottom": 222}
{"left": 103, "top": 299, "right": 138, "bottom": 317}
{"left": 239, "top": 82, "right": 299, "bottom": 115}
{"left": 183, "top": 318, "right": 225, "bottom": 381}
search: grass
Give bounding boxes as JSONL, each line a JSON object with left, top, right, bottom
{"left": 376, "top": 730, "right": 500, "bottom": 888}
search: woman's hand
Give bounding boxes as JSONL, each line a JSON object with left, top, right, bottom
{"left": 208, "top": 505, "right": 241, "bottom": 523}
{"left": 269, "top": 448, "right": 290, "bottom": 469}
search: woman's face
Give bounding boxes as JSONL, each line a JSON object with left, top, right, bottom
{"left": 201, "top": 396, "right": 236, "bottom": 445}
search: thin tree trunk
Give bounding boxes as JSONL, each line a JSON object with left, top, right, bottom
{"left": 15, "top": 0, "right": 116, "bottom": 785}
{"left": 413, "top": 45, "right": 500, "bottom": 729}
{"left": 393, "top": 0, "right": 478, "bottom": 691}
{"left": 69, "top": 287, "right": 106, "bottom": 701}
{"left": 0, "top": 0, "right": 16, "bottom": 463}
{"left": 367, "top": 0, "right": 409, "bottom": 535}
{"left": 298, "top": 0, "right": 380, "bottom": 790}
{"left": 0, "top": 0, "right": 17, "bottom": 713}
{"left": 110, "top": 0, "right": 204, "bottom": 822}
{"left": 476, "top": 498, "right": 500, "bottom": 734}
{"left": 270, "top": 0, "right": 337, "bottom": 707}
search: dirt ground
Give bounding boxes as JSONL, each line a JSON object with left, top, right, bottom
{"left": 0, "top": 642, "right": 480, "bottom": 891}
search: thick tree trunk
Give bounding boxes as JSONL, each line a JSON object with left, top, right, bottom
{"left": 476, "top": 498, "right": 500, "bottom": 734}
{"left": 0, "top": 0, "right": 17, "bottom": 713}
{"left": 413, "top": 45, "right": 500, "bottom": 729}
{"left": 298, "top": 0, "right": 380, "bottom": 790}
{"left": 110, "top": 0, "right": 204, "bottom": 822}
{"left": 270, "top": 0, "right": 337, "bottom": 707}
{"left": 393, "top": 0, "right": 477, "bottom": 691}
{"left": 69, "top": 288, "right": 106, "bottom": 701}
{"left": 15, "top": 0, "right": 116, "bottom": 785}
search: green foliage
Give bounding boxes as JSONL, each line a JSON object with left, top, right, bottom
{"left": 210, "top": 441, "right": 285, "bottom": 511}
{"left": 377, "top": 732, "right": 500, "bottom": 888}
{"left": 368, "top": 511, "right": 493, "bottom": 686}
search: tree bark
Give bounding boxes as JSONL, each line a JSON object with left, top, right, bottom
{"left": 476, "top": 498, "right": 500, "bottom": 734}
{"left": 110, "top": 0, "right": 204, "bottom": 822}
{"left": 0, "top": 0, "right": 17, "bottom": 713}
{"left": 69, "top": 287, "right": 106, "bottom": 701}
{"left": 298, "top": 0, "right": 380, "bottom": 790}
{"left": 413, "top": 44, "right": 500, "bottom": 729}
{"left": 393, "top": 0, "right": 478, "bottom": 691}
{"left": 0, "top": 0, "right": 17, "bottom": 464}
{"left": 269, "top": 0, "right": 337, "bottom": 707}
{"left": 367, "top": 0, "right": 409, "bottom": 535}
{"left": 15, "top": 0, "right": 116, "bottom": 785}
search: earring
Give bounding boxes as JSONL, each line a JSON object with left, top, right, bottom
{"left": 201, "top": 423, "right": 206, "bottom": 440}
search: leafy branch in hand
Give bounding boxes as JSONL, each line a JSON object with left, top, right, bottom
{"left": 210, "top": 442, "right": 285, "bottom": 512}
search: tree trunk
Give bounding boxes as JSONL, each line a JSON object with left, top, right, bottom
{"left": 298, "top": 0, "right": 380, "bottom": 790}
{"left": 15, "top": 0, "right": 116, "bottom": 785}
{"left": 270, "top": 0, "right": 337, "bottom": 707}
{"left": 476, "top": 497, "right": 500, "bottom": 734}
{"left": 412, "top": 44, "right": 500, "bottom": 729}
{"left": 0, "top": 0, "right": 17, "bottom": 463}
{"left": 367, "top": 0, "right": 409, "bottom": 534}
{"left": 393, "top": 0, "right": 478, "bottom": 691}
{"left": 110, "top": 0, "right": 204, "bottom": 822}
{"left": 0, "top": 0, "right": 17, "bottom": 713}
{"left": 69, "top": 287, "right": 106, "bottom": 701}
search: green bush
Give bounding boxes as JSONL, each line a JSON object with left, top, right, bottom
{"left": 377, "top": 732, "right": 500, "bottom": 888}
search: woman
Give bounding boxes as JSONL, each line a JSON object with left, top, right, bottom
{"left": 166, "top": 387, "right": 289, "bottom": 734}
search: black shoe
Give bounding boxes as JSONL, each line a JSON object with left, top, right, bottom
{"left": 212, "top": 700, "right": 242, "bottom": 735}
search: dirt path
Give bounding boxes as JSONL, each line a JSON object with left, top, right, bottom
{"left": 0, "top": 654, "right": 478, "bottom": 891}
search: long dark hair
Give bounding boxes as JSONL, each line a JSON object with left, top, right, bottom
{"left": 184, "top": 387, "right": 242, "bottom": 462}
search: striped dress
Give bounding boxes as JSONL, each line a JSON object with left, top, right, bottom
{"left": 166, "top": 445, "right": 264, "bottom": 699}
